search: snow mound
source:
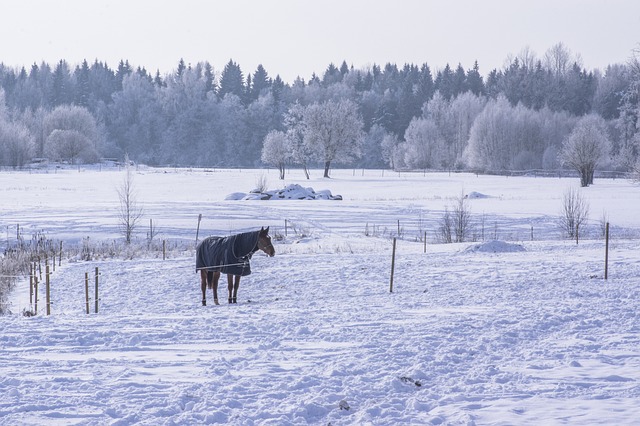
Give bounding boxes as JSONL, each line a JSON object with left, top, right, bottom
{"left": 465, "top": 191, "right": 490, "bottom": 199}
{"left": 227, "top": 184, "right": 342, "bottom": 200}
{"left": 465, "top": 240, "right": 526, "bottom": 253}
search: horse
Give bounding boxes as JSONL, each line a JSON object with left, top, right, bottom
{"left": 196, "top": 227, "right": 275, "bottom": 306}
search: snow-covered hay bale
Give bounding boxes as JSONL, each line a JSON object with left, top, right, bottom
{"left": 227, "top": 184, "right": 342, "bottom": 200}
{"left": 465, "top": 240, "right": 526, "bottom": 253}
{"left": 224, "top": 192, "right": 248, "bottom": 200}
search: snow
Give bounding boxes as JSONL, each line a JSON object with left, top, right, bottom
{"left": 2, "top": 166, "right": 640, "bottom": 425}
{"left": 226, "top": 184, "right": 342, "bottom": 201}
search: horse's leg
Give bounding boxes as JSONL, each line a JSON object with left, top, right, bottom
{"left": 200, "top": 270, "right": 207, "bottom": 306}
{"left": 227, "top": 274, "right": 234, "bottom": 304}
{"left": 212, "top": 271, "right": 220, "bottom": 305}
{"left": 232, "top": 275, "right": 240, "bottom": 303}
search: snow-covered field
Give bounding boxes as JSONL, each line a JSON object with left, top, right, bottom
{"left": 2, "top": 166, "right": 640, "bottom": 425}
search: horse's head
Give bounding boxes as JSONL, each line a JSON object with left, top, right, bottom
{"left": 257, "top": 226, "right": 275, "bottom": 257}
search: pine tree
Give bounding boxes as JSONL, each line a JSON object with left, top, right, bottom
{"left": 250, "top": 64, "right": 271, "bottom": 100}
{"left": 218, "top": 59, "right": 245, "bottom": 100}
{"left": 75, "top": 60, "right": 91, "bottom": 108}
{"left": 466, "top": 61, "right": 485, "bottom": 96}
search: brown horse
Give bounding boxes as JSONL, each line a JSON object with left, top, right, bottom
{"left": 196, "top": 227, "right": 275, "bottom": 306}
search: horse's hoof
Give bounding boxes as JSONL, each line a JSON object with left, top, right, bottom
{"left": 232, "top": 298, "right": 237, "bottom": 304}
{"left": 228, "top": 298, "right": 232, "bottom": 304}
{"left": 202, "top": 300, "right": 206, "bottom": 306}
{"left": 214, "top": 298, "right": 219, "bottom": 305}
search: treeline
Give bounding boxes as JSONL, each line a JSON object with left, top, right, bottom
{"left": 0, "top": 43, "right": 638, "bottom": 172}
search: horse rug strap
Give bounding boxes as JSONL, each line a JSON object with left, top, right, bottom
{"left": 196, "top": 231, "right": 259, "bottom": 276}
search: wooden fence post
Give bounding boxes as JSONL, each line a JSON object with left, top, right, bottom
{"left": 29, "top": 263, "right": 34, "bottom": 306}
{"left": 94, "top": 267, "right": 99, "bottom": 314}
{"left": 85, "top": 272, "right": 90, "bottom": 314}
{"left": 390, "top": 238, "right": 397, "bottom": 293}
{"left": 424, "top": 231, "right": 427, "bottom": 253}
{"left": 285, "top": 219, "right": 288, "bottom": 237}
{"left": 59, "top": 241, "right": 63, "bottom": 267}
{"left": 34, "top": 277, "right": 38, "bottom": 315}
{"left": 45, "top": 264, "right": 51, "bottom": 315}
{"left": 163, "top": 239, "right": 166, "bottom": 260}
{"left": 604, "top": 222, "right": 610, "bottom": 280}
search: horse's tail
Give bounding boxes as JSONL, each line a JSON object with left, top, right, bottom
{"left": 205, "top": 270, "right": 214, "bottom": 289}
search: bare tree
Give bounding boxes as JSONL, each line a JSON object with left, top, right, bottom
{"left": 438, "top": 190, "right": 473, "bottom": 243}
{"left": 117, "top": 156, "right": 143, "bottom": 244}
{"left": 559, "top": 187, "right": 590, "bottom": 239}
{"left": 544, "top": 42, "right": 575, "bottom": 76}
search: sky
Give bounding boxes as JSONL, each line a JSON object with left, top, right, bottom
{"left": 1, "top": 0, "right": 639, "bottom": 83}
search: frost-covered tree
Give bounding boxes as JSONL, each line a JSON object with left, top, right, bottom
{"left": 422, "top": 91, "right": 453, "bottom": 164}
{"left": 465, "top": 95, "right": 515, "bottom": 170}
{"left": 284, "top": 103, "right": 312, "bottom": 179}
{"left": 43, "top": 104, "right": 99, "bottom": 162}
{"left": 46, "top": 129, "right": 97, "bottom": 164}
{"left": 380, "top": 131, "right": 401, "bottom": 170}
{"left": 261, "top": 130, "right": 290, "bottom": 179}
{"left": 108, "top": 72, "right": 160, "bottom": 163}
{"left": 302, "top": 99, "right": 364, "bottom": 177}
{"left": 561, "top": 114, "right": 611, "bottom": 187}
{"left": 358, "top": 124, "right": 387, "bottom": 168}
{"left": 448, "top": 91, "right": 485, "bottom": 169}
{"left": 0, "top": 120, "right": 34, "bottom": 168}
{"left": 615, "top": 51, "right": 640, "bottom": 169}
{"left": 402, "top": 117, "right": 443, "bottom": 169}
{"left": 246, "top": 93, "right": 280, "bottom": 166}
{"left": 217, "top": 94, "right": 249, "bottom": 166}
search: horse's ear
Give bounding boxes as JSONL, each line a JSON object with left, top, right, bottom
{"left": 265, "top": 226, "right": 269, "bottom": 234}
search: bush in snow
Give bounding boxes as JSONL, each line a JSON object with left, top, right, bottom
{"left": 559, "top": 187, "right": 590, "bottom": 240}
{"left": 438, "top": 191, "right": 473, "bottom": 243}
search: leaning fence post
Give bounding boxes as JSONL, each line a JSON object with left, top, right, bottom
{"left": 85, "top": 272, "right": 90, "bottom": 314}
{"left": 604, "top": 222, "right": 610, "bottom": 280}
{"left": 94, "top": 267, "right": 99, "bottom": 314}
{"left": 390, "top": 237, "right": 397, "bottom": 293}
{"left": 45, "top": 264, "right": 51, "bottom": 315}
{"left": 59, "top": 241, "right": 63, "bottom": 267}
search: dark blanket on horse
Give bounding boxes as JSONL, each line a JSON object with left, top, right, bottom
{"left": 195, "top": 231, "right": 260, "bottom": 276}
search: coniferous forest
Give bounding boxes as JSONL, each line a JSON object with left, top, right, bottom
{"left": 0, "top": 42, "right": 639, "bottom": 178}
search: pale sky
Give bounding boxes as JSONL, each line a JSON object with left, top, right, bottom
{"left": 1, "top": 0, "right": 639, "bottom": 83}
